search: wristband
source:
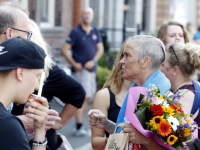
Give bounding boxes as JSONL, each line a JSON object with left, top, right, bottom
{"left": 92, "top": 58, "right": 97, "bottom": 63}
{"left": 30, "top": 137, "right": 47, "bottom": 146}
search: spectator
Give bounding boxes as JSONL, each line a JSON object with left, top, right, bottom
{"left": 62, "top": 7, "right": 104, "bottom": 136}
{"left": 91, "top": 40, "right": 132, "bottom": 149}
{"left": 158, "top": 22, "right": 200, "bottom": 138}
{"left": 0, "top": 2, "right": 85, "bottom": 149}
{"left": 160, "top": 42, "right": 200, "bottom": 137}
{"left": 0, "top": 37, "right": 48, "bottom": 149}
{"left": 88, "top": 35, "right": 171, "bottom": 150}
{"left": 157, "top": 21, "right": 190, "bottom": 45}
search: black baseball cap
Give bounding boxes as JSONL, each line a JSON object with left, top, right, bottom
{"left": 0, "top": 37, "right": 46, "bottom": 71}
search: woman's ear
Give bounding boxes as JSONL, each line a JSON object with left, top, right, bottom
{"left": 141, "top": 56, "right": 151, "bottom": 68}
{"left": 172, "top": 66, "right": 179, "bottom": 76}
{"left": 16, "top": 68, "right": 24, "bottom": 81}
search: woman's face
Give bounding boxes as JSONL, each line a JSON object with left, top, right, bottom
{"left": 165, "top": 25, "right": 185, "bottom": 45}
{"left": 160, "top": 53, "right": 173, "bottom": 82}
{"left": 120, "top": 42, "right": 141, "bottom": 81}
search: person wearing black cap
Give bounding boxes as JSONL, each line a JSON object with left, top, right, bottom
{"left": 0, "top": 37, "right": 48, "bottom": 149}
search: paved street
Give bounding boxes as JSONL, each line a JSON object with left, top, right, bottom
{"left": 50, "top": 97, "right": 93, "bottom": 150}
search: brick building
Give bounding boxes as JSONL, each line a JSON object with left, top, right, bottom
{"left": 1, "top": 0, "right": 200, "bottom": 67}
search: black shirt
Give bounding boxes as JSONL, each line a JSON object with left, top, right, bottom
{"left": 0, "top": 102, "right": 30, "bottom": 149}
{"left": 106, "top": 87, "right": 121, "bottom": 137}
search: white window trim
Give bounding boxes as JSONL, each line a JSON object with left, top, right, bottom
{"left": 40, "top": 0, "right": 55, "bottom": 28}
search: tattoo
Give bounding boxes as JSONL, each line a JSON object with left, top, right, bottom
{"left": 104, "top": 119, "right": 115, "bottom": 134}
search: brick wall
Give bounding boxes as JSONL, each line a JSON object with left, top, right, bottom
{"left": 156, "top": 0, "right": 170, "bottom": 31}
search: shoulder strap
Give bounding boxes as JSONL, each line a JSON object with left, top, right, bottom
{"left": 191, "top": 80, "right": 200, "bottom": 114}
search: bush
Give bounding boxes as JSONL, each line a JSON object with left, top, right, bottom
{"left": 96, "top": 66, "right": 111, "bottom": 88}
{"left": 98, "top": 51, "right": 118, "bottom": 70}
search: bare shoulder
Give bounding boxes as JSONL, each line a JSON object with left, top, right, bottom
{"left": 179, "top": 89, "right": 194, "bottom": 114}
{"left": 92, "top": 88, "right": 110, "bottom": 111}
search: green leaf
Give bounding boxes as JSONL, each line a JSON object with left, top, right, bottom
{"left": 135, "top": 106, "right": 151, "bottom": 129}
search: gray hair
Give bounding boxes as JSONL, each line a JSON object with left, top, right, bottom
{"left": 127, "top": 35, "right": 166, "bottom": 70}
{"left": 0, "top": 1, "right": 29, "bottom": 34}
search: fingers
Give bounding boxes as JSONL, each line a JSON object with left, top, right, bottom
{"left": 48, "top": 109, "right": 59, "bottom": 116}
{"left": 46, "top": 114, "right": 61, "bottom": 122}
{"left": 123, "top": 124, "right": 135, "bottom": 135}
{"left": 34, "top": 96, "right": 49, "bottom": 108}
{"left": 88, "top": 109, "right": 107, "bottom": 129}
{"left": 45, "top": 119, "right": 55, "bottom": 130}
{"left": 24, "top": 96, "right": 49, "bottom": 129}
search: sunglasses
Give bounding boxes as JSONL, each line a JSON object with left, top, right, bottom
{"left": 4, "top": 27, "right": 32, "bottom": 40}
{"left": 169, "top": 42, "right": 179, "bottom": 64}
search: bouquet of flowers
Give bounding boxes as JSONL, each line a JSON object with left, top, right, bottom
{"left": 124, "top": 84, "right": 196, "bottom": 150}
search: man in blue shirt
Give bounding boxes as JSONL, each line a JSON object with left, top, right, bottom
{"left": 62, "top": 7, "right": 104, "bottom": 136}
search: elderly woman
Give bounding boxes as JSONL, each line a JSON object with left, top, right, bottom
{"left": 88, "top": 35, "right": 171, "bottom": 150}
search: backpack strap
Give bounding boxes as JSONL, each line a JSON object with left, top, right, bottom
{"left": 191, "top": 80, "right": 200, "bottom": 114}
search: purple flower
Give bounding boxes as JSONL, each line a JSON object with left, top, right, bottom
{"left": 183, "top": 123, "right": 189, "bottom": 128}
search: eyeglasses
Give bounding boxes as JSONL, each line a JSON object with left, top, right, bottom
{"left": 169, "top": 42, "right": 179, "bottom": 64}
{"left": 4, "top": 27, "right": 32, "bottom": 40}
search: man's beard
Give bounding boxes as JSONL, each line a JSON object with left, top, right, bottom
{"left": 82, "top": 19, "right": 90, "bottom": 25}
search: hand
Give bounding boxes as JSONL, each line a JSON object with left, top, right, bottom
{"left": 45, "top": 109, "right": 61, "bottom": 130}
{"left": 73, "top": 62, "right": 82, "bottom": 71}
{"left": 17, "top": 115, "right": 34, "bottom": 130}
{"left": 88, "top": 109, "right": 108, "bottom": 129}
{"left": 84, "top": 60, "right": 95, "bottom": 70}
{"left": 24, "top": 96, "right": 48, "bottom": 129}
{"left": 123, "top": 123, "right": 146, "bottom": 145}
{"left": 50, "top": 121, "right": 63, "bottom": 130}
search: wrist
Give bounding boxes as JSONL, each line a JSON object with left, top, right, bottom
{"left": 30, "top": 137, "right": 47, "bottom": 147}
{"left": 92, "top": 58, "right": 97, "bottom": 63}
{"left": 34, "top": 127, "right": 45, "bottom": 141}
{"left": 104, "top": 119, "right": 115, "bottom": 134}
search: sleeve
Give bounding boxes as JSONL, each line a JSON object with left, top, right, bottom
{"left": 42, "top": 65, "right": 86, "bottom": 108}
{"left": 0, "top": 116, "right": 30, "bottom": 149}
{"left": 65, "top": 29, "right": 77, "bottom": 46}
{"left": 95, "top": 27, "right": 102, "bottom": 43}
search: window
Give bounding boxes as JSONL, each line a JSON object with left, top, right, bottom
{"left": 40, "top": 0, "right": 55, "bottom": 27}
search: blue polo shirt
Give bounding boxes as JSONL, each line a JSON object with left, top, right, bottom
{"left": 66, "top": 24, "right": 102, "bottom": 72}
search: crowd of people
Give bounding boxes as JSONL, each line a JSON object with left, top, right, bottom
{"left": 1, "top": 1, "right": 200, "bottom": 150}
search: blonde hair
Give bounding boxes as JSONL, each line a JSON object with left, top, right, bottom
{"left": 30, "top": 19, "right": 55, "bottom": 79}
{"left": 166, "top": 42, "right": 200, "bottom": 79}
{"left": 103, "top": 40, "right": 127, "bottom": 94}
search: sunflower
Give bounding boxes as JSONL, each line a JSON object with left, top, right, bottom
{"left": 158, "top": 121, "right": 172, "bottom": 137}
{"left": 150, "top": 116, "right": 165, "bottom": 126}
{"left": 167, "top": 135, "right": 178, "bottom": 145}
{"left": 162, "top": 106, "right": 175, "bottom": 116}
{"left": 183, "top": 128, "right": 191, "bottom": 137}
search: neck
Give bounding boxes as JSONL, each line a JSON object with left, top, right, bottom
{"left": 171, "top": 75, "right": 192, "bottom": 93}
{"left": 134, "top": 69, "right": 155, "bottom": 86}
{"left": 121, "top": 80, "right": 133, "bottom": 92}
{"left": 115, "top": 80, "right": 132, "bottom": 104}
{"left": 0, "top": 77, "right": 16, "bottom": 109}
{"left": 81, "top": 23, "right": 91, "bottom": 33}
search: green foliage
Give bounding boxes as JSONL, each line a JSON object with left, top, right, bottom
{"left": 98, "top": 51, "right": 118, "bottom": 70}
{"left": 96, "top": 66, "right": 111, "bottom": 87}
